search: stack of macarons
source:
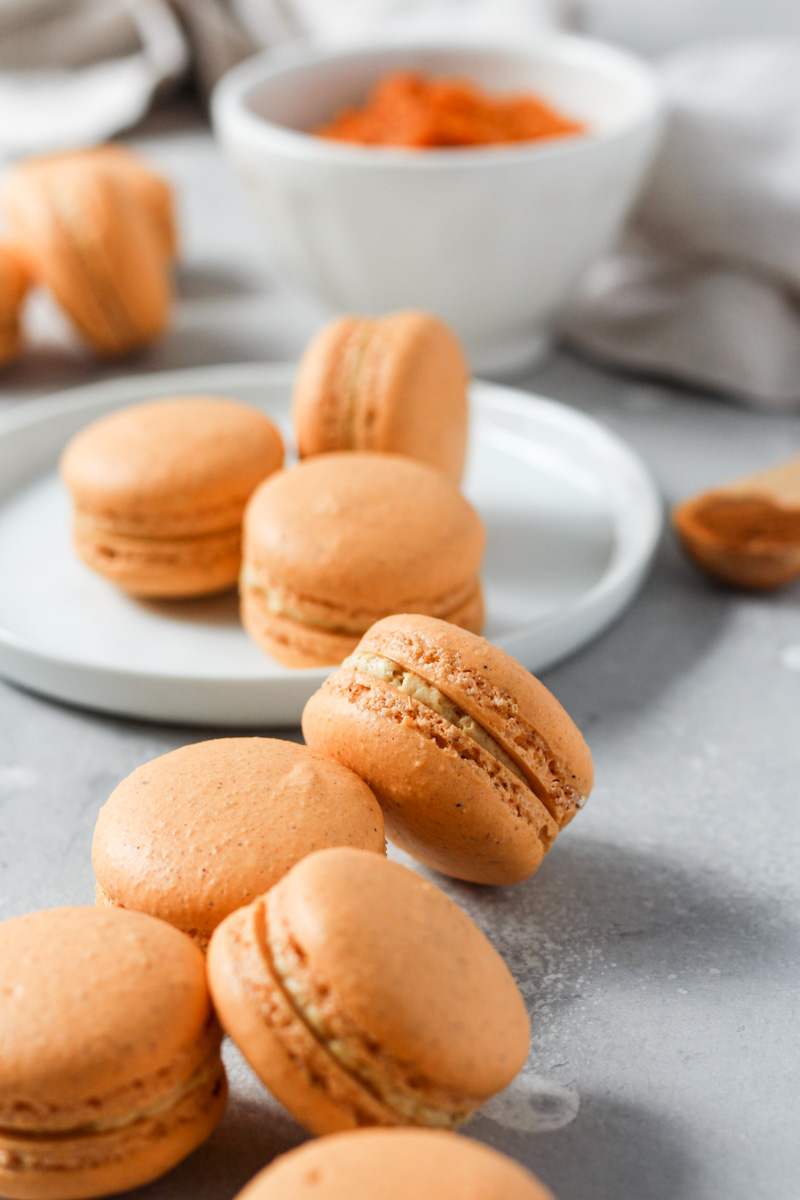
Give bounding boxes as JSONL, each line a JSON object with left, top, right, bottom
{"left": 1, "top": 612, "right": 592, "bottom": 1198}
{"left": 1, "top": 145, "right": 176, "bottom": 362}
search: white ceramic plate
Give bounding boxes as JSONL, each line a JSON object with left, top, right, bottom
{"left": 0, "top": 363, "right": 661, "bottom": 726}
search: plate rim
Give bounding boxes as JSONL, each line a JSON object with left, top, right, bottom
{"left": 0, "top": 363, "right": 662, "bottom": 720}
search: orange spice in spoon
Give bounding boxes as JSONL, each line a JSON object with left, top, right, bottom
{"left": 673, "top": 453, "right": 800, "bottom": 590}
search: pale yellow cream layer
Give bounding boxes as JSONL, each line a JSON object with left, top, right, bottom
{"left": 344, "top": 651, "right": 527, "bottom": 786}
{"left": 267, "top": 922, "right": 465, "bottom": 1128}
{"left": 0, "top": 1057, "right": 221, "bottom": 1141}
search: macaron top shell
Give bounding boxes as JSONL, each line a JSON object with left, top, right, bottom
{"left": 353, "top": 614, "right": 593, "bottom": 826}
{"left": 237, "top": 1130, "right": 554, "bottom": 1200}
{"left": 293, "top": 311, "right": 469, "bottom": 483}
{"left": 62, "top": 396, "right": 285, "bottom": 535}
{"left": 92, "top": 738, "right": 385, "bottom": 938}
{"left": 0, "top": 906, "right": 213, "bottom": 1132}
{"left": 244, "top": 452, "right": 484, "bottom": 613}
{"left": 265, "top": 848, "right": 529, "bottom": 1101}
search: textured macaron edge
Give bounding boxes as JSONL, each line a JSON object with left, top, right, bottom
{"left": 302, "top": 669, "right": 557, "bottom": 884}
{"left": 240, "top": 573, "right": 484, "bottom": 668}
{"left": 354, "top": 616, "right": 594, "bottom": 828}
{"left": 207, "top": 896, "right": 481, "bottom": 1136}
{"left": 0, "top": 1059, "right": 226, "bottom": 1200}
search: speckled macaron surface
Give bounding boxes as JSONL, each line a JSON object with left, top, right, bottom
{"left": 207, "top": 847, "right": 529, "bottom": 1136}
{"left": 241, "top": 452, "right": 485, "bottom": 667}
{"left": 0, "top": 906, "right": 226, "bottom": 1200}
{"left": 61, "top": 395, "right": 284, "bottom": 597}
{"left": 92, "top": 738, "right": 385, "bottom": 948}
{"left": 302, "top": 614, "right": 594, "bottom": 885}
{"left": 235, "top": 1129, "right": 555, "bottom": 1200}
{"left": 293, "top": 311, "right": 469, "bottom": 483}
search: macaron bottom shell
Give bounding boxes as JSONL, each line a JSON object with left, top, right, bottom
{"left": 73, "top": 520, "right": 243, "bottom": 598}
{"left": 0, "top": 1055, "right": 227, "bottom": 1200}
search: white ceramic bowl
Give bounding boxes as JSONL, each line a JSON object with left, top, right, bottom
{"left": 212, "top": 38, "right": 663, "bottom": 374}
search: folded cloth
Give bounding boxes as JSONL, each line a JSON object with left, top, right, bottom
{"left": 0, "top": 0, "right": 557, "bottom": 157}
{"left": 563, "top": 40, "right": 800, "bottom": 410}
{"left": 0, "top": 0, "right": 189, "bottom": 158}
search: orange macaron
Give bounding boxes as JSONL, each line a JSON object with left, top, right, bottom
{"left": 0, "top": 906, "right": 226, "bottom": 1200}
{"left": 293, "top": 311, "right": 469, "bottom": 483}
{"left": 234, "top": 1130, "right": 555, "bottom": 1200}
{"left": 92, "top": 738, "right": 385, "bottom": 949}
{"left": 241, "top": 452, "right": 485, "bottom": 667}
{"left": 2, "top": 155, "right": 170, "bottom": 356}
{"left": 207, "top": 847, "right": 529, "bottom": 1136}
{"left": 61, "top": 395, "right": 285, "bottom": 597}
{"left": 0, "top": 242, "right": 30, "bottom": 366}
{"left": 302, "top": 614, "right": 594, "bottom": 884}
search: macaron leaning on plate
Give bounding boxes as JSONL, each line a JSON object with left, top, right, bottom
{"left": 292, "top": 311, "right": 469, "bottom": 483}
{"left": 234, "top": 1129, "right": 555, "bottom": 1200}
{"left": 92, "top": 737, "right": 385, "bottom": 950}
{"left": 240, "top": 451, "right": 485, "bottom": 667}
{"left": 0, "top": 906, "right": 226, "bottom": 1200}
{"left": 61, "top": 395, "right": 284, "bottom": 597}
{"left": 207, "top": 847, "right": 529, "bottom": 1135}
{"left": 302, "top": 614, "right": 594, "bottom": 884}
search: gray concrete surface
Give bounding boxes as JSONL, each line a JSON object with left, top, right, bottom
{"left": 1, "top": 103, "right": 798, "bottom": 1200}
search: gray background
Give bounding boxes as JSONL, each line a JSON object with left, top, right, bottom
{"left": 1, "top": 104, "right": 798, "bottom": 1200}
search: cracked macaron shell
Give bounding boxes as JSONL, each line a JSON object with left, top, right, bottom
{"left": 207, "top": 848, "right": 529, "bottom": 1136}
{"left": 0, "top": 906, "right": 226, "bottom": 1199}
{"left": 293, "top": 311, "right": 469, "bottom": 484}
{"left": 2, "top": 160, "right": 171, "bottom": 356}
{"left": 92, "top": 738, "right": 385, "bottom": 947}
{"left": 301, "top": 615, "right": 593, "bottom": 884}
{"left": 234, "top": 1129, "right": 555, "bottom": 1200}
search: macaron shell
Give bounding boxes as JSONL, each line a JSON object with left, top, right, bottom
{"left": 302, "top": 671, "right": 556, "bottom": 883}
{"left": 293, "top": 312, "right": 468, "bottom": 484}
{"left": 0, "top": 907, "right": 216, "bottom": 1130}
{"left": 243, "top": 453, "right": 485, "bottom": 615}
{"left": 357, "top": 614, "right": 594, "bottom": 827}
{"left": 72, "top": 521, "right": 242, "bottom": 597}
{"left": 207, "top": 900, "right": 401, "bottom": 1135}
{"left": 235, "top": 1130, "right": 555, "bottom": 1200}
{"left": 61, "top": 396, "right": 285, "bottom": 536}
{"left": 0, "top": 1069, "right": 227, "bottom": 1200}
{"left": 0, "top": 242, "right": 30, "bottom": 365}
{"left": 3, "top": 163, "right": 170, "bottom": 355}
{"left": 92, "top": 738, "right": 385, "bottom": 943}
{"left": 265, "top": 849, "right": 530, "bottom": 1103}
{"left": 362, "top": 312, "right": 468, "bottom": 483}
{"left": 8, "top": 147, "right": 177, "bottom": 261}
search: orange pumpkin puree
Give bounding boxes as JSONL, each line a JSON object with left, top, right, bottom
{"left": 314, "top": 72, "right": 586, "bottom": 149}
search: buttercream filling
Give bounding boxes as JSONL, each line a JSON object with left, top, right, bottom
{"left": 343, "top": 650, "right": 529, "bottom": 787}
{"left": 241, "top": 570, "right": 479, "bottom": 636}
{"left": 265, "top": 911, "right": 471, "bottom": 1128}
{"left": 0, "top": 1058, "right": 222, "bottom": 1144}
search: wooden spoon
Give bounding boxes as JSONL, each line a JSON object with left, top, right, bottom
{"left": 673, "top": 452, "right": 800, "bottom": 590}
